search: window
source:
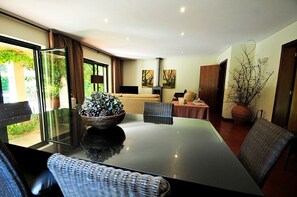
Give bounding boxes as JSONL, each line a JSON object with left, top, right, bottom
{"left": 83, "top": 59, "right": 108, "bottom": 98}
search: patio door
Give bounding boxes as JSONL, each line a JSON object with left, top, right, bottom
{"left": 0, "top": 35, "right": 73, "bottom": 147}
{"left": 40, "top": 48, "right": 72, "bottom": 145}
{"left": 0, "top": 36, "right": 44, "bottom": 147}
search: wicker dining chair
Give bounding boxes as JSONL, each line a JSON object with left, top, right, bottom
{"left": 0, "top": 139, "right": 62, "bottom": 197}
{"left": 144, "top": 102, "right": 173, "bottom": 118}
{"left": 0, "top": 101, "right": 62, "bottom": 196}
{"left": 47, "top": 153, "right": 171, "bottom": 197}
{"left": 237, "top": 118, "right": 294, "bottom": 188}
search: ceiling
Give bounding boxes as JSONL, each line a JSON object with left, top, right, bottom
{"left": 1, "top": 0, "right": 297, "bottom": 59}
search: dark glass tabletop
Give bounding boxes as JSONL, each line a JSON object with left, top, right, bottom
{"left": 40, "top": 111, "right": 263, "bottom": 196}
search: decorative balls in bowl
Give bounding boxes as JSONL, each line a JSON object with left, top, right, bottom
{"left": 78, "top": 92, "right": 125, "bottom": 129}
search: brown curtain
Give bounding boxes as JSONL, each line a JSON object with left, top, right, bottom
{"left": 49, "top": 30, "right": 84, "bottom": 104}
{"left": 111, "top": 57, "right": 123, "bottom": 93}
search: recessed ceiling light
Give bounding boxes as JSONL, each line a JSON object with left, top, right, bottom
{"left": 181, "top": 51, "right": 184, "bottom": 54}
{"left": 180, "top": 7, "right": 186, "bottom": 13}
{"left": 180, "top": 32, "right": 185, "bottom": 36}
{"left": 126, "top": 37, "right": 130, "bottom": 41}
{"left": 104, "top": 18, "right": 108, "bottom": 23}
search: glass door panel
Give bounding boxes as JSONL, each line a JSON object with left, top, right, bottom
{"left": 40, "top": 48, "right": 71, "bottom": 144}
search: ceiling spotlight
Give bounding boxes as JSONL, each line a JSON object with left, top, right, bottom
{"left": 180, "top": 32, "right": 185, "bottom": 36}
{"left": 104, "top": 18, "right": 108, "bottom": 23}
{"left": 126, "top": 37, "right": 130, "bottom": 41}
{"left": 180, "top": 7, "right": 186, "bottom": 13}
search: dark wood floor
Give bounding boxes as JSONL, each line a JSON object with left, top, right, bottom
{"left": 209, "top": 113, "right": 297, "bottom": 197}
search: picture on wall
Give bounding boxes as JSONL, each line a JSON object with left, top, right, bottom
{"left": 142, "top": 70, "right": 154, "bottom": 87}
{"left": 162, "top": 69, "right": 176, "bottom": 89}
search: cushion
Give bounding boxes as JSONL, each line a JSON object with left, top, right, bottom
{"left": 184, "top": 91, "right": 197, "bottom": 102}
{"left": 110, "top": 93, "right": 122, "bottom": 97}
{"left": 122, "top": 94, "right": 159, "bottom": 98}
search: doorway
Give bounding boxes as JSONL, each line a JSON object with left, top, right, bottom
{"left": 272, "top": 39, "right": 297, "bottom": 132}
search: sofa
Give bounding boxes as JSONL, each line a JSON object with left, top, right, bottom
{"left": 111, "top": 93, "right": 160, "bottom": 114}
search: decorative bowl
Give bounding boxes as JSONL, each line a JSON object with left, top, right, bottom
{"left": 80, "top": 111, "right": 126, "bottom": 129}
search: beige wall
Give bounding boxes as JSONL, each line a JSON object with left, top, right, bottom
{"left": 218, "top": 43, "right": 255, "bottom": 119}
{"left": 123, "top": 20, "right": 297, "bottom": 121}
{"left": 0, "top": 13, "right": 48, "bottom": 48}
{"left": 2, "top": 12, "right": 297, "bottom": 121}
{"left": 0, "top": 13, "right": 114, "bottom": 93}
{"left": 123, "top": 56, "right": 217, "bottom": 102}
{"left": 253, "top": 20, "right": 297, "bottom": 121}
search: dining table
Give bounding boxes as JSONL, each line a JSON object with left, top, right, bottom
{"left": 171, "top": 100, "right": 210, "bottom": 120}
{"left": 35, "top": 109, "right": 263, "bottom": 196}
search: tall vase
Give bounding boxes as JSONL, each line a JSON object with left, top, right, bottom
{"left": 231, "top": 103, "right": 252, "bottom": 125}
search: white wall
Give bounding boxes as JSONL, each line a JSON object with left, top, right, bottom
{"left": 123, "top": 56, "right": 217, "bottom": 102}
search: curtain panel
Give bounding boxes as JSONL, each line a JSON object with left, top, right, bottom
{"left": 111, "top": 57, "right": 123, "bottom": 93}
{"left": 49, "top": 30, "right": 84, "bottom": 104}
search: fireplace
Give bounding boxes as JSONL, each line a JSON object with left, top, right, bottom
{"left": 152, "top": 57, "right": 163, "bottom": 102}
{"left": 152, "top": 86, "right": 163, "bottom": 102}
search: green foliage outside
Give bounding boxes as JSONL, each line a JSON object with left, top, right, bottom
{"left": 8, "top": 114, "right": 39, "bottom": 137}
{"left": 42, "top": 53, "right": 67, "bottom": 98}
{"left": 0, "top": 47, "right": 38, "bottom": 139}
{"left": 83, "top": 62, "right": 105, "bottom": 97}
{"left": 0, "top": 49, "right": 34, "bottom": 70}
{"left": 0, "top": 76, "right": 8, "bottom": 91}
{"left": 83, "top": 62, "right": 93, "bottom": 98}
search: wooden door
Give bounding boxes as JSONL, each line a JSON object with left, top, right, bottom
{"left": 216, "top": 60, "right": 227, "bottom": 114}
{"left": 199, "top": 64, "right": 219, "bottom": 112}
{"left": 287, "top": 53, "right": 297, "bottom": 131}
{"left": 272, "top": 40, "right": 297, "bottom": 132}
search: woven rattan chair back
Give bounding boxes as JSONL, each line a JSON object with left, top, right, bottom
{"left": 0, "top": 101, "right": 32, "bottom": 128}
{"left": 144, "top": 102, "right": 173, "bottom": 117}
{"left": 237, "top": 118, "right": 293, "bottom": 188}
{"left": 47, "top": 153, "right": 170, "bottom": 197}
{"left": 0, "top": 140, "right": 31, "bottom": 197}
